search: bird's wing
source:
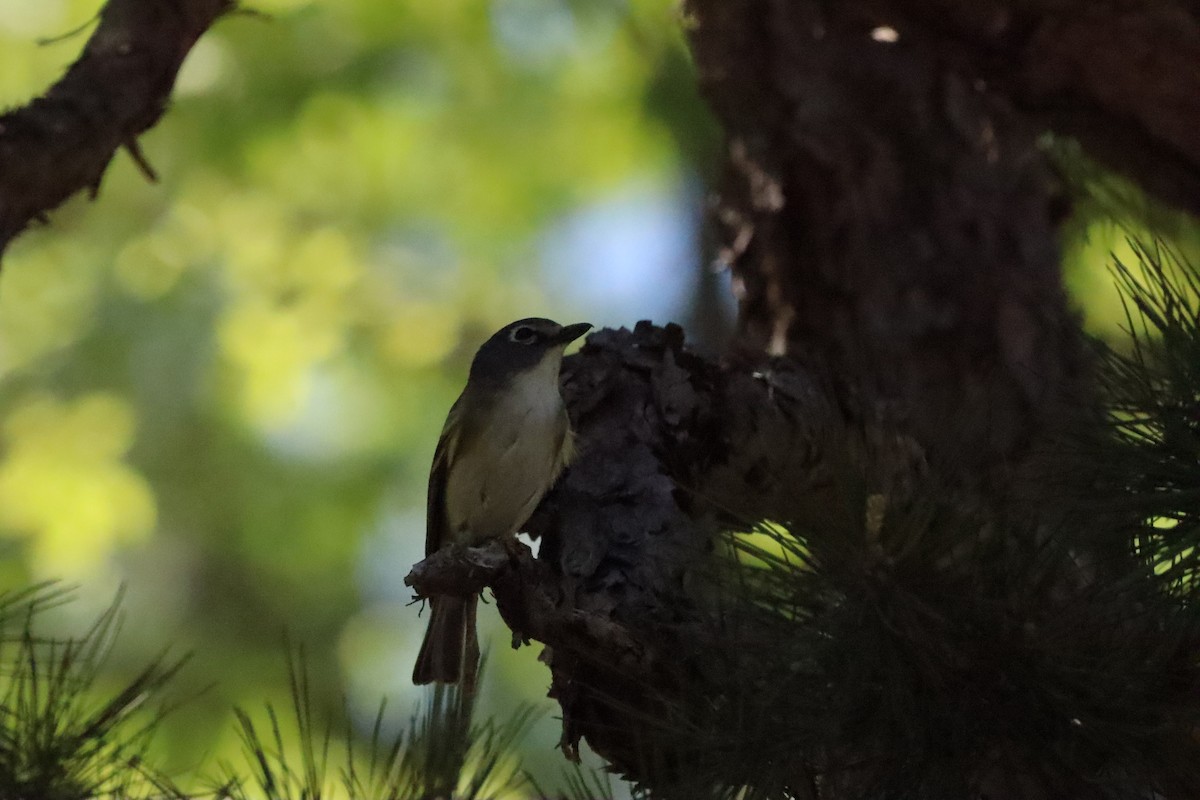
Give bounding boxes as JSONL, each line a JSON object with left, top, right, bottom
{"left": 426, "top": 393, "right": 465, "bottom": 557}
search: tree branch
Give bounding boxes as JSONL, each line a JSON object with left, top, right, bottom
{"left": 0, "top": 0, "right": 234, "bottom": 255}
{"left": 404, "top": 540, "right": 652, "bottom": 689}
{"left": 404, "top": 529, "right": 658, "bottom": 764}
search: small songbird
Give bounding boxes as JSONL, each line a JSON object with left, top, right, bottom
{"left": 413, "top": 317, "right": 592, "bottom": 692}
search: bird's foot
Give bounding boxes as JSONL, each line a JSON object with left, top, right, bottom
{"left": 502, "top": 536, "right": 529, "bottom": 561}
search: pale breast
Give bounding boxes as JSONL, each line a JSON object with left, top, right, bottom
{"left": 443, "top": 363, "right": 569, "bottom": 545}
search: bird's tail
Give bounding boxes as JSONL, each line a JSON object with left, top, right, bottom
{"left": 412, "top": 596, "right": 479, "bottom": 693}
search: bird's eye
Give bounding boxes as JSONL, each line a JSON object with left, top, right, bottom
{"left": 509, "top": 325, "right": 538, "bottom": 344}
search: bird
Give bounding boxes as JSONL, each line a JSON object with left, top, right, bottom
{"left": 413, "top": 317, "right": 592, "bottom": 693}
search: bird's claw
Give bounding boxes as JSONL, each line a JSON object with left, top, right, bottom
{"left": 502, "top": 536, "right": 528, "bottom": 560}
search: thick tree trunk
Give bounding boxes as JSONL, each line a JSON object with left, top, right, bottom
{"left": 691, "top": 0, "right": 1090, "bottom": 487}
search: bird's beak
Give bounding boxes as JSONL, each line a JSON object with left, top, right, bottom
{"left": 555, "top": 322, "right": 593, "bottom": 345}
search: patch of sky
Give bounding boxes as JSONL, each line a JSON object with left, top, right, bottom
{"left": 0, "top": 0, "right": 65, "bottom": 36}
{"left": 356, "top": 504, "right": 426, "bottom": 606}
{"left": 372, "top": 223, "right": 460, "bottom": 291}
{"left": 176, "top": 36, "right": 230, "bottom": 96}
{"left": 260, "top": 359, "right": 394, "bottom": 463}
{"left": 539, "top": 176, "right": 702, "bottom": 330}
{"left": 489, "top": 0, "right": 581, "bottom": 68}
{"left": 375, "top": 47, "right": 452, "bottom": 106}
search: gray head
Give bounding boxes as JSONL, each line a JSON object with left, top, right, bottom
{"left": 468, "top": 318, "right": 592, "bottom": 388}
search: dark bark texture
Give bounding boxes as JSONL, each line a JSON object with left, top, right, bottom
{"left": 412, "top": 1, "right": 1200, "bottom": 797}
{"left": 0, "top": 0, "right": 233, "bottom": 255}
{"left": 693, "top": 1, "right": 1092, "bottom": 486}
{"left": 844, "top": 0, "right": 1200, "bottom": 218}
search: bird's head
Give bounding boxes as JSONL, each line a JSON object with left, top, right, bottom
{"left": 467, "top": 318, "right": 592, "bottom": 388}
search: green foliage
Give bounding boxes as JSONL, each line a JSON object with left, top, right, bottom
{"left": 0, "top": 586, "right": 183, "bottom": 800}
{"left": 1097, "top": 243, "right": 1200, "bottom": 588}
{"left": 218, "top": 654, "right": 537, "bottom": 800}
{"left": 1054, "top": 138, "right": 1200, "bottom": 334}
{"left": 0, "top": 591, "right": 572, "bottom": 800}
{"left": 619, "top": 493, "right": 1200, "bottom": 796}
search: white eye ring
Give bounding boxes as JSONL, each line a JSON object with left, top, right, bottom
{"left": 509, "top": 325, "right": 537, "bottom": 344}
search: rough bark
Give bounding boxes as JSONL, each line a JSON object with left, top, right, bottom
{"left": 691, "top": 0, "right": 1092, "bottom": 487}
{"left": 0, "top": 0, "right": 234, "bottom": 256}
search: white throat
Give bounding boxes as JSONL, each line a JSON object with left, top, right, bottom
{"left": 502, "top": 350, "right": 565, "bottom": 417}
